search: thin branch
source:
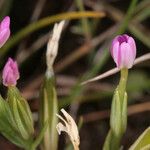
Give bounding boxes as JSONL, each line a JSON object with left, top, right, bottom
{"left": 81, "top": 53, "right": 150, "bottom": 85}
{"left": 55, "top": 25, "right": 117, "bottom": 72}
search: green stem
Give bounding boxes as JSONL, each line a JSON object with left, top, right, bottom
{"left": 103, "top": 69, "right": 128, "bottom": 150}
{"left": 25, "top": 141, "right": 35, "bottom": 150}
{"left": 74, "top": 0, "right": 91, "bottom": 38}
{"left": 118, "top": 68, "right": 128, "bottom": 102}
{"left": 25, "top": 147, "right": 35, "bottom": 150}
{"left": 117, "top": 0, "right": 138, "bottom": 34}
{"left": 113, "top": 68, "right": 128, "bottom": 149}
{"left": 0, "top": 11, "right": 104, "bottom": 59}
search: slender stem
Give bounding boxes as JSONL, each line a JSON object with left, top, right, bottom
{"left": 74, "top": 0, "right": 91, "bottom": 39}
{"left": 118, "top": 68, "right": 128, "bottom": 102}
{"left": 117, "top": 0, "right": 138, "bottom": 33}
{"left": 113, "top": 68, "right": 128, "bottom": 149}
{"left": 103, "top": 69, "right": 128, "bottom": 150}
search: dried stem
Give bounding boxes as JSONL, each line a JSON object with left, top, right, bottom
{"left": 81, "top": 53, "right": 150, "bottom": 85}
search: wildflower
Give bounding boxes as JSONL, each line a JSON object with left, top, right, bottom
{"left": 2, "top": 58, "right": 20, "bottom": 86}
{"left": 56, "top": 109, "right": 80, "bottom": 150}
{"left": 110, "top": 34, "right": 136, "bottom": 69}
{"left": 0, "top": 16, "right": 10, "bottom": 48}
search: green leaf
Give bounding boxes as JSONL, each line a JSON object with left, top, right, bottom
{"left": 129, "top": 127, "right": 150, "bottom": 150}
{"left": 141, "top": 144, "right": 150, "bottom": 150}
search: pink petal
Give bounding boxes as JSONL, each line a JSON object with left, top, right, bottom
{"left": 0, "top": 28, "right": 10, "bottom": 48}
{"left": 110, "top": 41, "right": 120, "bottom": 66}
{"left": 123, "top": 34, "right": 129, "bottom": 40}
{"left": 2, "top": 57, "right": 19, "bottom": 86}
{"left": 0, "top": 16, "right": 10, "bottom": 29}
{"left": 127, "top": 37, "right": 136, "bottom": 58}
{"left": 120, "top": 42, "right": 135, "bottom": 69}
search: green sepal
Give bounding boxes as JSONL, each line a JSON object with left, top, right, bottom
{"left": 129, "top": 127, "right": 150, "bottom": 150}
{"left": 103, "top": 130, "right": 112, "bottom": 150}
{"left": 1, "top": 127, "right": 28, "bottom": 148}
{"left": 110, "top": 89, "right": 122, "bottom": 137}
{"left": 7, "top": 86, "right": 34, "bottom": 140}
{"left": 110, "top": 89, "right": 128, "bottom": 137}
{"left": 121, "top": 92, "right": 127, "bottom": 134}
{"left": 103, "top": 129, "right": 121, "bottom": 150}
{"left": 0, "top": 95, "right": 27, "bottom": 148}
{"left": 39, "top": 74, "right": 58, "bottom": 150}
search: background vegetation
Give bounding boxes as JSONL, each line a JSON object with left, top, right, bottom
{"left": 0, "top": 0, "right": 150, "bottom": 149}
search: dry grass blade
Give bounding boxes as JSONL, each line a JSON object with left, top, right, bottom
{"left": 83, "top": 101, "right": 150, "bottom": 123}
{"left": 81, "top": 53, "right": 150, "bottom": 85}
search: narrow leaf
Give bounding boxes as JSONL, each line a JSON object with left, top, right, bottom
{"left": 129, "top": 127, "right": 150, "bottom": 150}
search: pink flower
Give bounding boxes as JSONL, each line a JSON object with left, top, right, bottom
{"left": 110, "top": 34, "right": 136, "bottom": 69}
{"left": 0, "top": 16, "right": 10, "bottom": 48}
{"left": 2, "top": 58, "right": 20, "bottom": 86}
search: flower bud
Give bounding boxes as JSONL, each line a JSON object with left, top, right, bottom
{"left": 2, "top": 58, "right": 20, "bottom": 86}
{"left": 110, "top": 34, "right": 136, "bottom": 69}
{"left": 0, "top": 16, "right": 10, "bottom": 48}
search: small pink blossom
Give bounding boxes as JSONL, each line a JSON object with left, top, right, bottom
{"left": 0, "top": 16, "right": 10, "bottom": 48}
{"left": 110, "top": 34, "right": 136, "bottom": 69}
{"left": 2, "top": 58, "right": 20, "bottom": 86}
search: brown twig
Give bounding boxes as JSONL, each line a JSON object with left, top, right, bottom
{"left": 16, "top": 33, "right": 50, "bottom": 63}
{"left": 30, "top": 0, "right": 46, "bottom": 22}
{"left": 0, "top": 0, "right": 4, "bottom": 9}
{"left": 21, "top": 74, "right": 113, "bottom": 99}
{"left": 16, "top": 0, "right": 47, "bottom": 64}
{"left": 81, "top": 53, "right": 150, "bottom": 85}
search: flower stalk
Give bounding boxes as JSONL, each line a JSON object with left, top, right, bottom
{"left": 39, "top": 20, "right": 65, "bottom": 150}
{"left": 103, "top": 69, "right": 128, "bottom": 150}
{"left": 118, "top": 68, "right": 128, "bottom": 103}
{"left": 103, "top": 34, "right": 136, "bottom": 150}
